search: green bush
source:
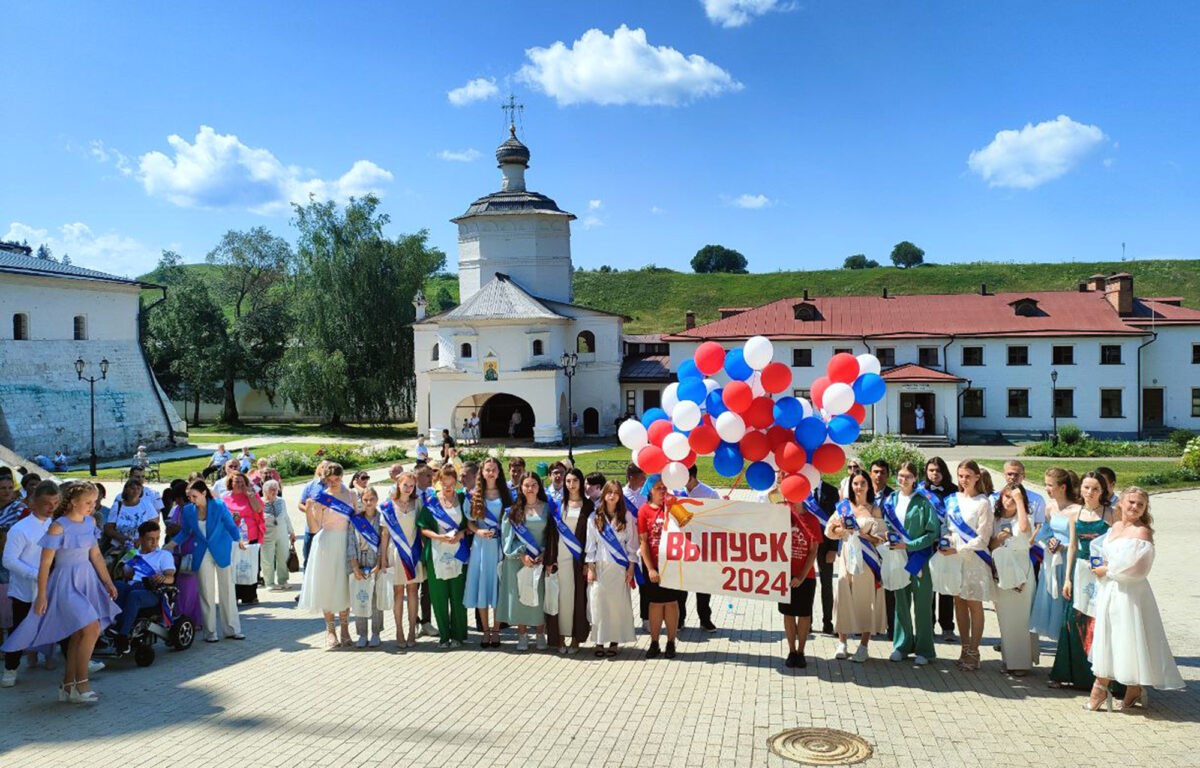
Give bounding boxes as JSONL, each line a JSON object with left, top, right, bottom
{"left": 1170, "top": 429, "right": 1197, "bottom": 449}
{"left": 1058, "top": 424, "right": 1085, "bottom": 445}
{"left": 1182, "top": 437, "right": 1200, "bottom": 472}
{"left": 1135, "top": 467, "right": 1200, "bottom": 486}
{"left": 318, "top": 444, "right": 367, "bottom": 469}
{"left": 458, "top": 444, "right": 506, "bottom": 465}
{"left": 1022, "top": 438, "right": 1180, "bottom": 458}
{"left": 852, "top": 435, "right": 926, "bottom": 474}
{"left": 363, "top": 445, "right": 408, "bottom": 463}
{"left": 267, "top": 449, "right": 318, "bottom": 479}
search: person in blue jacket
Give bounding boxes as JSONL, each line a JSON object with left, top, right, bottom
{"left": 168, "top": 480, "right": 246, "bottom": 642}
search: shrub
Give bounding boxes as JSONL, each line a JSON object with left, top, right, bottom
{"left": 363, "top": 444, "right": 408, "bottom": 463}
{"left": 458, "top": 444, "right": 506, "bottom": 465}
{"left": 267, "top": 449, "right": 318, "bottom": 479}
{"left": 1022, "top": 438, "right": 1180, "bottom": 458}
{"left": 852, "top": 435, "right": 925, "bottom": 474}
{"left": 318, "top": 443, "right": 368, "bottom": 469}
{"left": 1057, "top": 425, "right": 1084, "bottom": 445}
{"left": 1169, "top": 429, "right": 1197, "bottom": 449}
{"left": 1182, "top": 437, "right": 1200, "bottom": 472}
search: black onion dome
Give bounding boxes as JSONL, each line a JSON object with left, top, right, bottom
{"left": 495, "top": 125, "right": 530, "bottom": 167}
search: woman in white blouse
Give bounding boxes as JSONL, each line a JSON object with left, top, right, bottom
{"left": 585, "top": 481, "right": 638, "bottom": 657}
{"left": 938, "top": 460, "right": 993, "bottom": 671}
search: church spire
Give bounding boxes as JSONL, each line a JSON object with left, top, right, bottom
{"left": 496, "top": 95, "right": 529, "bottom": 192}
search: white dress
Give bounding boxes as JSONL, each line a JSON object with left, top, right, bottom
{"left": 555, "top": 502, "right": 584, "bottom": 637}
{"left": 1090, "top": 536, "right": 1184, "bottom": 690}
{"left": 297, "top": 501, "right": 352, "bottom": 614}
{"left": 386, "top": 503, "right": 426, "bottom": 586}
{"left": 952, "top": 493, "right": 994, "bottom": 602}
{"left": 585, "top": 512, "right": 638, "bottom": 645}
{"left": 991, "top": 516, "right": 1036, "bottom": 671}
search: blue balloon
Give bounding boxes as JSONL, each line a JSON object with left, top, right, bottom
{"left": 745, "top": 461, "right": 775, "bottom": 491}
{"left": 705, "top": 388, "right": 728, "bottom": 417}
{"left": 724, "top": 348, "right": 753, "bottom": 381}
{"left": 641, "top": 408, "right": 669, "bottom": 428}
{"left": 677, "top": 359, "right": 702, "bottom": 381}
{"left": 773, "top": 396, "right": 802, "bottom": 429}
{"left": 852, "top": 373, "right": 886, "bottom": 405}
{"left": 712, "top": 441, "right": 744, "bottom": 477}
{"left": 678, "top": 378, "right": 707, "bottom": 404}
{"left": 796, "top": 417, "right": 828, "bottom": 450}
{"left": 827, "top": 414, "right": 861, "bottom": 445}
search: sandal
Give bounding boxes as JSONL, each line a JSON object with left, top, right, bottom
{"left": 324, "top": 631, "right": 339, "bottom": 651}
{"left": 594, "top": 646, "right": 607, "bottom": 657}
{"left": 1083, "top": 682, "right": 1112, "bottom": 712}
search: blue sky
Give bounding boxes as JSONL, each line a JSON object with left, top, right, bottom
{"left": 3, "top": 1, "right": 1197, "bottom": 278}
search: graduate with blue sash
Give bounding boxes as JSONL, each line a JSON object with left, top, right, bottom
{"left": 942, "top": 462, "right": 995, "bottom": 671}
{"left": 825, "top": 471, "right": 888, "bottom": 662}
{"left": 886, "top": 464, "right": 941, "bottom": 664}
{"left": 463, "top": 458, "right": 512, "bottom": 648}
{"left": 416, "top": 465, "right": 469, "bottom": 647}
{"left": 546, "top": 468, "right": 594, "bottom": 652}
{"left": 585, "top": 481, "right": 641, "bottom": 654}
{"left": 379, "top": 478, "right": 425, "bottom": 650}
{"left": 498, "top": 472, "right": 551, "bottom": 650}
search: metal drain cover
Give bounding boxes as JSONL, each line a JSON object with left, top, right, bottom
{"left": 767, "top": 728, "right": 873, "bottom": 765}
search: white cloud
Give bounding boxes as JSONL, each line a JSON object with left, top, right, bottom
{"left": 588, "top": 199, "right": 603, "bottom": 210}
{"left": 649, "top": 205, "right": 665, "bottom": 215}
{"left": 137, "top": 126, "right": 393, "bottom": 214}
{"left": 448, "top": 77, "right": 499, "bottom": 106}
{"left": 88, "top": 139, "right": 132, "bottom": 176}
{"left": 702, "top": 0, "right": 796, "bottom": 28}
{"left": 5, "top": 221, "right": 159, "bottom": 277}
{"left": 518, "top": 25, "right": 742, "bottom": 106}
{"left": 581, "top": 199, "right": 605, "bottom": 229}
{"left": 437, "top": 148, "right": 482, "bottom": 162}
{"left": 967, "top": 115, "right": 1107, "bottom": 189}
{"left": 731, "top": 193, "right": 771, "bottom": 209}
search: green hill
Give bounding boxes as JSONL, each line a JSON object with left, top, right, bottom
{"left": 149, "top": 259, "right": 1200, "bottom": 335}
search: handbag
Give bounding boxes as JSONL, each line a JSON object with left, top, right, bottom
{"left": 286, "top": 545, "right": 300, "bottom": 573}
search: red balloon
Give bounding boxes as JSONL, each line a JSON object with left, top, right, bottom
{"left": 694, "top": 341, "right": 726, "bottom": 376}
{"left": 780, "top": 473, "right": 812, "bottom": 503}
{"left": 811, "top": 443, "right": 846, "bottom": 474}
{"left": 775, "top": 442, "right": 807, "bottom": 473}
{"left": 745, "top": 396, "right": 776, "bottom": 430}
{"left": 636, "top": 444, "right": 668, "bottom": 474}
{"left": 739, "top": 430, "right": 771, "bottom": 462}
{"left": 722, "top": 380, "right": 754, "bottom": 413}
{"left": 827, "top": 352, "right": 860, "bottom": 384}
{"left": 688, "top": 424, "right": 721, "bottom": 455}
{"left": 810, "top": 376, "right": 831, "bottom": 409}
{"left": 766, "top": 425, "right": 793, "bottom": 448}
{"left": 848, "top": 403, "right": 866, "bottom": 423}
{"left": 760, "top": 361, "right": 793, "bottom": 394}
{"left": 682, "top": 450, "right": 697, "bottom": 467}
{"left": 647, "top": 419, "right": 674, "bottom": 447}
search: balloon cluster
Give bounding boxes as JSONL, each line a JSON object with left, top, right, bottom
{"left": 618, "top": 337, "right": 887, "bottom": 502}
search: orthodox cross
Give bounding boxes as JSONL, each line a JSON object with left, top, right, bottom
{"left": 501, "top": 94, "right": 524, "bottom": 130}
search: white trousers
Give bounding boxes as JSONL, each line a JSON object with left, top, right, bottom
{"left": 197, "top": 549, "right": 242, "bottom": 637}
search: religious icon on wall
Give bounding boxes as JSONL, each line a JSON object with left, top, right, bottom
{"left": 483, "top": 355, "right": 499, "bottom": 381}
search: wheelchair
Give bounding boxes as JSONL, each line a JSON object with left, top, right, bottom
{"left": 98, "top": 583, "right": 197, "bottom": 667}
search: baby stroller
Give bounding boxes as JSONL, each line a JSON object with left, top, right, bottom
{"left": 99, "top": 583, "right": 196, "bottom": 667}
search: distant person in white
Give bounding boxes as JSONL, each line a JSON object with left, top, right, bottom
{"left": 508, "top": 410, "right": 522, "bottom": 438}
{"left": 914, "top": 405, "right": 926, "bottom": 434}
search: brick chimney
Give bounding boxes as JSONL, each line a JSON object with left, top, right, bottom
{"left": 1105, "top": 272, "right": 1134, "bottom": 316}
{"left": 1086, "top": 273, "right": 1107, "bottom": 292}
{"left": 685, "top": 310, "right": 696, "bottom": 330}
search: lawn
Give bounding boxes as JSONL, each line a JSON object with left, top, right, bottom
{"left": 60, "top": 442, "right": 329, "bottom": 482}
{"left": 978, "top": 458, "right": 1196, "bottom": 493}
{"left": 187, "top": 422, "right": 417, "bottom": 443}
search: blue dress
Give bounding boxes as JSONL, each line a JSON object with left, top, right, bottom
{"left": 1, "top": 517, "right": 120, "bottom": 651}
{"left": 1029, "top": 512, "right": 1072, "bottom": 642}
{"left": 463, "top": 498, "right": 502, "bottom": 609}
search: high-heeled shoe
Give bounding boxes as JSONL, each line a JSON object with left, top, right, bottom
{"left": 58, "top": 680, "right": 73, "bottom": 702}
{"left": 69, "top": 679, "right": 99, "bottom": 704}
{"left": 1083, "top": 683, "right": 1111, "bottom": 712}
{"left": 1115, "top": 686, "right": 1148, "bottom": 711}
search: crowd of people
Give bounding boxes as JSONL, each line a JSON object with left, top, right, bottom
{"left": 0, "top": 450, "right": 1184, "bottom": 711}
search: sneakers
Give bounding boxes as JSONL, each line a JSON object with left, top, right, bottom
{"left": 646, "top": 640, "right": 662, "bottom": 659}
{"left": 421, "top": 622, "right": 437, "bottom": 637}
{"left": 834, "top": 642, "right": 849, "bottom": 660}
{"left": 889, "top": 650, "right": 906, "bottom": 662}
{"left": 535, "top": 633, "right": 548, "bottom": 651}
{"left": 796, "top": 652, "right": 808, "bottom": 669}
{"left": 369, "top": 634, "right": 381, "bottom": 648}
{"left": 87, "top": 659, "right": 106, "bottom": 674}
{"left": 115, "top": 636, "right": 131, "bottom": 656}
{"left": 784, "top": 651, "right": 798, "bottom": 668}
{"left": 664, "top": 641, "right": 677, "bottom": 659}
{"left": 516, "top": 634, "right": 529, "bottom": 651}
{"left": 942, "top": 630, "right": 958, "bottom": 643}
{"left": 356, "top": 636, "right": 368, "bottom": 649}
{"left": 1, "top": 669, "right": 16, "bottom": 688}
{"left": 851, "top": 644, "right": 870, "bottom": 663}
{"left": 914, "top": 655, "right": 931, "bottom": 667}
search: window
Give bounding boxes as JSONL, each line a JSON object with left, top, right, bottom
{"left": 532, "top": 339, "right": 544, "bottom": 356}
{"left": 1007, "top": 346, "right": 1029, "bottom": 366}
{"left": 642, "top": 389, "right": 661, "bottom": 411}
{"left": 431, "top": 344, "right": 439, "bottom": 362}
{"left": 1192, "top": 388, "right": 1200, "bottom": 417}
{"left": 1053, "top": 389, "right": 1075, "bottom": 418}
{"left": 12, "top": 313, "right": 28, "bottom": 340}
{"left": 961, "top": 346, "right": 983, "bottom": 366}
{"left": 576, "top": 331, "right": 596, "bottom": 354}
{"left": 73, "top": 315, "right": 87, "bottom": 341}
{"left": 1193, "top": 344, "right": 1200, "bottom": 365}
{"left": 625, "top": 390, "right": 636, "bottom": 414}
{"left": 793, "top": 302, "right": 818, "bottom": 321}
{"left": 1007, "top": 389, "right": 1029, "bottom": 418}
{"left": 1100, "top": 345, "right": 1122, "bottom": 365}
{"left": 792, "top": 349, "right": 812, "bottom": 367}
{"left": 833, "top": 347, "right": 853, "bottom": 356}
{"left": 1100, "top": 389, "right": 1123, "bottom": 418}
{"left": 460, "top": 342, "right": 473, "bottom": 359}
{"left": 875, "top": 347, "right": 895, "bottom": 368}
{"left": 918, "top": 347, "right": 939, "bottom": 367}
{"left": 793, "top": 389, "right": 811, "bottom": 401}
{"left": 962, "top": 388, "right": 984, "bottom": 418}
{"left": 1052, "top": 345, "right": 1074, "bottom": 365}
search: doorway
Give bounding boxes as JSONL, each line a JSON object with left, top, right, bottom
{"left": 474, "top": 394, "right": 535, "bottom": 439}
{"left": 583, "top": 407, "right": 600, "bottom": 435}
{"left": 900, "top": 393, "right": 935, "bottom": 434}
{"left": 1142, "top": 388, "right": 1164, "bottom": 429}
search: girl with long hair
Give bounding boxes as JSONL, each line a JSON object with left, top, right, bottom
{"left": 296, "top": 463, "right": 355, "bottom": 650}
{"left": 1029, "top": 468, "right": 1080, "bottom": 642}
{"left": 498, "top": 473, "right": 551, "bottom": 651}
{"left": 380, "top": 471, "right": 425, "bottom": 650}
{"left": 463, "top": 458, "right": 511, "bottom": 648}
{"left": 638, "top": 477, "right": 687, "bottom": 659}
{"left": 942, "top": 460, "right": 993, "bottom": 671}
{"left": 171, "top": 480, "right": 246, "bottom": 643}
{"left": 585, "top": 481, "right": 637, "bottom": 657}
{"left": 547, "top": 467, "right": 592, "bottom": 654}
{"left": 825, "top": 468, "right": 888, "bottom": 663}
{"left": 990, "top": 482, "right": 1035, "bottom": 676}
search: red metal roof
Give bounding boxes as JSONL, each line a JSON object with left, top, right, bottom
{"left": 663, "top": 290, "right": 1170, "bottom": 341}
{"left": 1127, "top": 298, "right": 1200, "bottom": 325}
{"left": 881, "top": 364, "right": 966, "bottom": 383}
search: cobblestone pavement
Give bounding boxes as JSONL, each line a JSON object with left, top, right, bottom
{"left": 2, "top": 488, "right": 1195, "bottom": 767}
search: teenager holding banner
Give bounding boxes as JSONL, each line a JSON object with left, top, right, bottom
{"left": 499, "top": 473, "right": 551, "bottom": 651}
{"left": 417, "top": 465, "right": 469, "bottom": 648}
{"left": 989, "top": 482, "right": 1035, "bottom": 675}
{"left": 297, "top": 463, "right": 355, "bottom": 649}
{"left": 381, "top": 471, "right": 424, "bottom": 650}
{"left": 825, "top": 469, "right": 888, "bottom": 663}
{"left": 887, "top": 462, "right": 940, "bottom": 666}
{"left": 638, "top": 478, "right": 683, "bottom": 659}
{"left": 940, "top": 460, "right": 994, "bottom": 671}
{"left": 546, "top": 468, "right": 592, "bottom": 654}
{"left": 464, "top": 458, "right": 511, "bottom": 648}
{"left": 781, "top": 499, "right": 823, "bottom": 668}
{"left": 586, "top": 481, "right": 638, "bottom": 657}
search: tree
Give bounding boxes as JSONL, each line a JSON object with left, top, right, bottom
{"left": 60, "top": 253, "right": 71, "bottom": 266}
{"left": 843, "top": 253, "right": 879, "bottom": 269}
{"left": 205, "top": 227, "right": 296, "bottom": 423}
{"left": 691, "top": 244, "right": 748, "bottom": 274}
{"left": 36, "top": 244, "right": 54, "bottom": 261}
{"left": 890, "top": 241, "right": 925, "bottom": 268}
{"left": 433, "top": 285, "right": 457, "bottom": 313}
{"left": 283, "top": 195, "right": 445, "bottom": 425}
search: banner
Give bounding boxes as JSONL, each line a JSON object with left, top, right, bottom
{"left": 656, "top": 498, "right": 790, "bottom": 603}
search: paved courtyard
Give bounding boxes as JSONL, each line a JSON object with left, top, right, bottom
{"left": 1, "top": 487, "right": 1196, "bottom": 767}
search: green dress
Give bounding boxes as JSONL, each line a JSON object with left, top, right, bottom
{"left": 1049, "top": 516, "right": 1110, "bottom": 689}
{"left": 498, "top": 510, "right": 549, "bottom": 627}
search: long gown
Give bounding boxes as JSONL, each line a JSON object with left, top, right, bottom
{"left": 1089, "top": 535, "right": 1184, "bottom": 690}
{"left": 585, "top": 512, "right": 638, "bottom": 645}
{"left": 991, "top": 516, "right": 1036, "bottom": 672}
{"left": 826, "top": 510, "right": 887, "bottom": 636}
{"left": 1029, "top": 507, "right": 1075, "bottom": 642}
{"left": 1049, "top": 515, "right": 1110, "bottom": 688}
{"left": 498, "top": 510, "right": 548, "bottom": 627}
{"left": 463, "top": 498, "right": 502, "bottom": 609}
{"left": 297, "top": 498, "right": 352, "bottom": 614}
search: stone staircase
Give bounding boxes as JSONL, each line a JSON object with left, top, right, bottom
{"left": 898, "top": 433, "right": 952, "bottom": 448}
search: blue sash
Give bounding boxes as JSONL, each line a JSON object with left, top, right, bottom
{"left": 552, "top": 502, "right": 583, "bottom": 561}
{"left": 380, "top": 501, "right": 419, "bottom": 580}
{"left": 946, "top": 494, "right": 995, "bottom": 568}
{"left": 835, "top": 500, "right": 882, "bottom": 584}
{"left": 426, "top": 493, "right": 470, "bottom": 563}
{"left": 622, "top": 491, "right": 640, "bottom": 519}
{"left": 802, "top": 493, "right": 830, "bottom": 526}
{"left": 599, "top": 521, "right": 631, "bottom": 569}
{"left": 128, "top": 554, "right": 158, "bottom": 579}
{"left": 512, "top": 520, "right": 542, "bottom": 558}
{"left": 882, "top": 495, "right": 934, "bottom": 577}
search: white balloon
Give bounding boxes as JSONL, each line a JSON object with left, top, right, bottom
{"left": 800, "top": 463, "right": 821, "bottom": 490}
{"left": 856, "top": 353, "right": 882, "bottom": 376}
{"left": 618, "top": 419, "right": 648, "bottom": 451}
{"left": 715, "top": 411, "right": 747, "bottom": 443}
{"left": 662, "top": 432, "right": 690, "bottom": 462}
{"left": 764, "top": 453, "right": 779, "bottom": 471}
{"left": 749, "top": 371, "right": 765, "bottom": 397}
{"left": 661, "top": 461, "right": 689, "bottom": 491}
{"left": 703, "top": 378, "right": 720, "bottom": 395}
{"left": 743, "top": 335, "right": 774, "bottom": 370}
{"left": 661, "top": 382, "right": 680, "bottom": 414}
{"left": 823, "top": 382, "right": 855, "bottom": 415}
{"left": 798, "top": 398, "right": 814, "bottom": 419}
{"left": 672, "top": 400, "right": 702, "bottom": 432}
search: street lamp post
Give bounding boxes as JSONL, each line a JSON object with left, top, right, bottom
{"left": 560, "top": 351, "right": 579, "bottom": 463}
{"left": 1050, "top": 368, "right": 1059, "bottom": 445}
{"left": 75, "top": 357, "right": 110, "bottom": 476}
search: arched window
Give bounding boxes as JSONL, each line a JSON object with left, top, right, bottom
{"left": 532, "top": 339, "right": 544, "bottom": 356}
{"left": 12, "top": 313, "right": 28, "bottom": 340}
{"left": 460, "top": 342, "right": 473, "bottom": 359}
{"left": 431, "top": 344, "right": 440, "bottom": 362}
{"left": 576, "top": 330, "right": 596, "bottom": 354}
{"left": 73, "top": 315, "right": 87, "bottom": 341}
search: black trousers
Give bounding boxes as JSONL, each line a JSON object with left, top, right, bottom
{"left": 201, "top": 463, "right": 222, "bottom": 481}
{"left": 933, "top": 594, "right": 956, "bottom": 633}
{"left": 5, "top": 598, "right": 69, "bottom": 671}
{"left": 817, "top": 540, "right": 836, "bottom": 629}
{"left": 695, "top": 593, "right": 712, "bottom": 624}
{"left": 420, "top": 582, "right": 431, "bottom": 624}
{"left": 884, "top": 589, "right": 896, "bottom": 637}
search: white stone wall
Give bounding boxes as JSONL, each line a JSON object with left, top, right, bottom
{"left": 1136, "top": 325, "right": 1200, "bottom": 431}
{"left": 2, "top": 273, "right": 139, "bottom": 340}
{"left": 456, "top": 216, "right": 573, "bottom": 303}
